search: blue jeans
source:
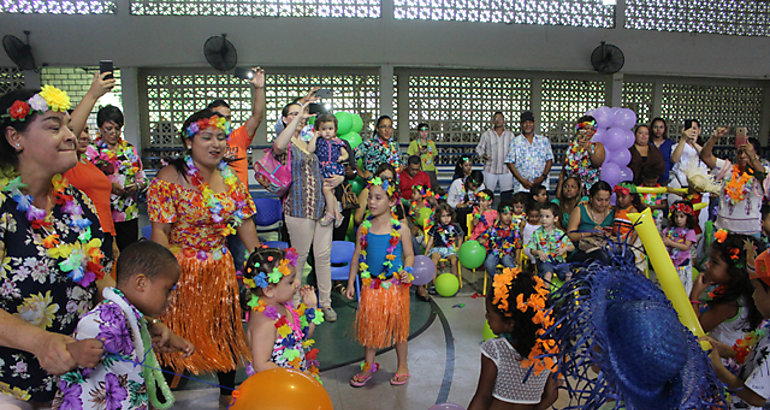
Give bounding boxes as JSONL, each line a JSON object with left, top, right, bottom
{"left": 485, "top": 253, "right": 516, "bottom": 278}
{"left": 226, "top": 233, "right": 248, "bottom": 275}
{"left": 535, "top": 260, "right": 570, "bottom": 281}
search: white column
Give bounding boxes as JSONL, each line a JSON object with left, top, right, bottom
{"left": 120, "top": 67, "right": 142, "bottom": 149}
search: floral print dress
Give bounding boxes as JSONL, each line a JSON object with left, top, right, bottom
{"left": 355, "top": 137, "right": 400, "bottom": 175}
{"left": 147, "top": 178, "right": 255, "bottom": 373}
{"left": 564, "top": 139, "right": 600, "bottom": 193}
{"left": 0, "top": 186, "right": 106, "bottom": 402}
{"left": 86, "top": 139, "right": 147, "bottom": 223}
{"left": 53, "top": 288, "right": 148, "bottom": 410}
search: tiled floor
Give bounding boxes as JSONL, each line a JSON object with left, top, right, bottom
{"left": 169, "top": 284, "right": 574, "bottom": 409}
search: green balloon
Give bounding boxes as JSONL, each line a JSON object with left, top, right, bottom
{"left": 357, "top": 158, "right": 363, "bottom": 170}
{"left": 308, "top": 116, "right": 315, "bottom": 126}
{"left": 351, "top": 113, "right": 364, "bottom": 133}
{"left": 435, "top": 273, "right": 459, "bottom": 297}
{"left": 349, "top": 177, "right": 365, "bottom": 196}
{"left": 482, "top": 320, "right": 497, "bottom": 341}
{"left": 341, "top": 131, "right": 362, "bottom": 149}
{"left": 335, "top": 112, "right": 353, "bottom": 135}
{"left": 416, "top": 207, "right": 433, "bottom": 227}
{"left": 458, "top": 240, "right": 486, "bottom": 270}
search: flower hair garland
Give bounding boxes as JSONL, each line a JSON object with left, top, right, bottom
{"left": 184, "top": 116, "right": 233, "bottom": 140}
{"left": 3, "top": 85, "right": 71, "bottom": 122}
{"left": 669, "top": 201, "right": 694, "bottom": 216}
{"left": 492, "top": 267, "right": 557, "bottom": 374}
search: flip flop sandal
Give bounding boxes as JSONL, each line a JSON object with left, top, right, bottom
{"left": 350, "top": 362, "right": 379, "bottom": 387}
{"left": 390, "top": 373, "right": 410, "bottom": 385}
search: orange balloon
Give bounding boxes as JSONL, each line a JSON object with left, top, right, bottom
{"left": 230, "top": 368, "right": 333, "bottom": 410}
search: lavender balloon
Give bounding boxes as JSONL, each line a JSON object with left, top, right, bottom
{"left": 411, "top": 255, "right": 436, "bottom": 286}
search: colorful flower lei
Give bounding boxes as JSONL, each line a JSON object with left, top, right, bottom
{"left": 0, "top": 168, "right": 104, "bottom": 287}
{"left": 724, "top": 164, "right": 756, "bottom": 206}
{"left": 732, "top": 320, "right": 769, "bottom": 364}
{"left": 2, "top": 85, "right": 71, "bottom": 121}
{"left": 184, "top": 116, "right": 232, "bottom": 140}
{"left": 492, "top": 267, "right": 557, "bottom": 374}
{"left": 359, "top": 212, "right": 409, "bottom": 288}
{"left": 260, "top": 301, "right": 324, "bottom": 382}
{"left": 184, "top": 155, "right": 247, "bottom": 242}
{"left": 89, "top": 138, "right": 142, "bottom": 182}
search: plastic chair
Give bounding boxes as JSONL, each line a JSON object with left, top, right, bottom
{"left": 262, "top": 241, "right": 289, "bottom": 249}
{"left": 329, "top": 241, "right": 360, "bottom": 301}
{"left": 141, "top": 225, "right": 152, "bottom": 240}
{"left": 253, "top": 197, "right": 283, "bottom": 240}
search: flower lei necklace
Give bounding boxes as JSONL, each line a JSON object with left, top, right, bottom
{"left": 724, "top": 164, "right": 756, "bottom": 205}
{"left": 492, "top": 267, "right": 557, "bottom": 374}
{"left": 184, "top": 155, "right": 247, "bottom": 241}
{"left": 359, "top": 211, "right": 405, "bottom": 288}
{"left": 90, "top": 138, "right": 141, "bottom": 181}
{"left": 732, "top": 320, "right": 769, "bottom": 364}
{"left": 0, "top": 168, "right": 105, "bottom": 287}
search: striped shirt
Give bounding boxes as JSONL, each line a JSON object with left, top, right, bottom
{"left": 476, "top": 128, "right": 515, "bottom": 174}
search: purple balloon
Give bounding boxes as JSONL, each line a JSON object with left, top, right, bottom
{"left": 603, "top": 128, "right": 626, "bottom": 151}
{"left": 592, "top": 106, "right": 612, "bottom": 129}
{"left": 614, "top": 108, "right": 638, "bottom": 130}
{"left": 428, "top": 404, "right": 466, "bottom": 410}
{"left": 619, "top": 166, "right": 633, "bottom": 182}
{"left": 614, "top": 149, "right": 631, "bottom": 167}
{"left": 601, "top": 162, "right": 621, "bottom": 186}
{"left": 412, "top": 255, "right": 436, "bottom": 286}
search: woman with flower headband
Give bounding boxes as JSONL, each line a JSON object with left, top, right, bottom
{"left": 468, "top": 267, "right": 558, "bottom": 409}
{"left": 353, "top": 163, "right": 407, "bottom": 227}
{"left": 557, "top": 115, "right": 605, "bottom": 197}
{"left": 86, "top": 105, "right": 147, "bottom": 251}
{"left": 0, "top": 86, "right": 112, "bottom": 406}
{"left": 452, "top": 155, "right": 473, "bottom": 182}
{"left": 701, "top": 125, "right": 769, "bottom": 237}
{"left": 242, "top": 247, "right": 324, "bottom": 383}
{"left": 345, "top": 176, "right": 415, "bottom": 387}
{"left": 147, "top": 108, "right": 260, "bottom": 406}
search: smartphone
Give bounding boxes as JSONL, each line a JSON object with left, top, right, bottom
{"left": 308, "top": 102, "right": 326, "bottom": 115}
{"left": 683, "top": 119, "right": 695, "bottom": 131}
{"left": 315, "top": 88, "right": 332, "bottom": 99}
{"left": 99, "top": 60, "right": 114, "bottom": 80}
{"left": 735, "top": 127, "right": 748, "bottom": 147}
{"left": 234, "top": 67, "right": 254, "bottom": 80}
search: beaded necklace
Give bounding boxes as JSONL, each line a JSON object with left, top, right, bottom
{"left": 0, "top": 169, "right": 105, "bottom": 287}
{"left": 184, "top": 155, "right": 247, "bottom": 239}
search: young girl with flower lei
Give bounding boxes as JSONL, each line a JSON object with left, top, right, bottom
{"left": 408, "top": 184, "right": 436, "bottom": 236}
{"left": 470, "top": 189, "right": 497, "bottom": 241}
{"left": 242, "top": 247, "right": 324, "bottom": 383}
{"left": 345, "top": 177, "right": 415, "bottom": 387}
{"left": 468, "top": 267, "right": 558, "bottom": 409}
{"left": 690, "top": 232, "right": 764, "bottom": 353}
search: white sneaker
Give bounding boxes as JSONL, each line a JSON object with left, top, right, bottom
{"left": 322, "top": 306, "right": 337, "bottom": 322}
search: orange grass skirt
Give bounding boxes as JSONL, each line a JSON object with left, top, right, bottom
{"left": 356, "top": 283, "right": 410, "bottom": 348}
{"left": 159, "top": 251, "right": 250, "bottom": 374}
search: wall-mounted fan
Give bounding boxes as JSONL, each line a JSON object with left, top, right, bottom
{"left": 3, "top": 31, "right": 36, "bottom": 71}
{"left": 204, "top": 34, "right": 237, "bottom": 72}
{"left": 591, "top": 41, "right": 624, "bottom": 74}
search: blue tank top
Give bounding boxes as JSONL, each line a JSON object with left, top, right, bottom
{"left": 365, "top": 232, "right": 403, "bottom": 279}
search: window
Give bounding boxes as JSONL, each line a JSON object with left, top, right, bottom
{"left": 0, "top": 67, "right": 25, "bottom": 95}
{"left": 540, "top": 78, "right": 606, "bottom": 145}
{"left": 394, "top": 0, "right": 614, "bottom": 28}
{"left": 626, "top": 0, "right": 770, "bottom": 36}
{"left": 1, "top": 0, "right": 116, "bottom": 14}
{"left": 621, "top": 81, "right": 654, "bottom": 126}
{"left": 130, "top": 0, "right": 380, "bottom": 17}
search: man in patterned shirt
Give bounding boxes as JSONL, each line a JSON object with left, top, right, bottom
{"left": 506, "top": 111, "right": 554, "bottom": 194}
{"left": 476, "top": 112, "right": 515, "bottom": 201}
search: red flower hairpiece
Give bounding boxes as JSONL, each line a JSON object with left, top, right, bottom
{"left": 670, "top": 202, "right": 694, "bottom": 216}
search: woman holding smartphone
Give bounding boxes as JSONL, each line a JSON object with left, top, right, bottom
{"left": 87, "top": 105, "right": 147, "bottom": 250}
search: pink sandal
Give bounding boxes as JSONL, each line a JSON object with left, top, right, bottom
{"left": 390, "top": 373, "right": 410, "bottom": 385}
{"left": 350, "top": 362, "right": 379, "bottom": 387}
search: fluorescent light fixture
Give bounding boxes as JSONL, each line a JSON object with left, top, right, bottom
{"left": 602, "top": 0, "right": 616, "bottom": 4}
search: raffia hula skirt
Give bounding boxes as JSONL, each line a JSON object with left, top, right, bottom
{"left": 159, "top": 249, "right": 250, "bottom": 373}
{"left": 356, "top": 280, "right": 411, "bottom": 348}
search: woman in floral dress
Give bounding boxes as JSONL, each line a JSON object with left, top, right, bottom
{"left": 0, "top": 86, "right": 110, "bottom": 407}
{"left": 86, "top": 105, "right": 146, "bottom": 251}
{"left": 557, "top": 115, "right": 605, "bottom": 197}
{"left": 148, "top": 109, "right": 260, "bottom": 407}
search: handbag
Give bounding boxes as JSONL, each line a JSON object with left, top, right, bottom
{"left": 253, "top": 145, "right": 292, "bottom": 197}
{"left": 340, "top": 182, "right": 359, "bottom": 210}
